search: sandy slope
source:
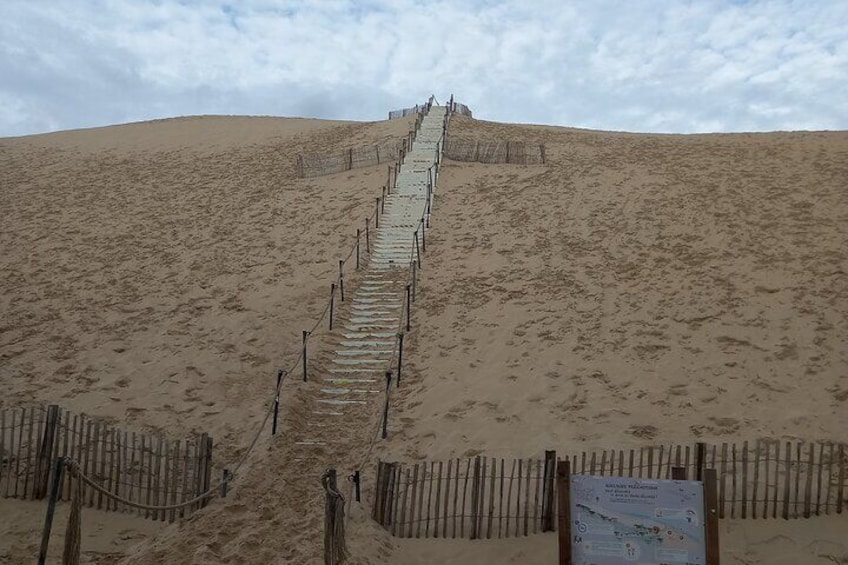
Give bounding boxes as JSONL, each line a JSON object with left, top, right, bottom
{"left": 370, "top": 116, "right": 848, "bottom": 563}
{"left": 0, "top": 114, "right": 413, "bottom": 563}
{"left": 1, "top": 112, "right": 846, "bottom": 564}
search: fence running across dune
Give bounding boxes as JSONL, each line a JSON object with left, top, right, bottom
{"left": 296, "top": 140, "right": 405, "bottom": 178}
{"left": 443, "top": 136, "right": 546, "bottom": 165}
{"left": 372, "top": 440, "right": 847, "bottom": 540}
{"left": 0, "top": 404, "right": 213, "bottom": 523}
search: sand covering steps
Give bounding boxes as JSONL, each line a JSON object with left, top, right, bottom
{"left": 296, "top": 106, "right": 446, "bottom": 451}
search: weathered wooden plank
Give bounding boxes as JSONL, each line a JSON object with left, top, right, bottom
{"left": 460, "top": 458, "right": 470, "bottom": 538}
{"left": 804, "top": 442, "right": 814, "bottom": 518}
{"left": 399, "top": 467, "right": 411, "bottom": 538}
{"left": 169, "top": 440, "right": 179, "bottom": 523}
{"left": 825, "top": 443, "right": 834, "bottom": 516}
{"left": 32, "top": 406, "right": 44, "bottom": 500}
{"left": 638, "top": 448, "right": 644, "bottom": 479}
{"left": 23, "top": 407, "right": 36, "bottom": 499}
{"left": 837, "top": 443, "right": 845, "bottom": 514}
{"left": 741, "top": 441, "right": 748, "bottom": 519}
{"left": 487, "top": 457, "right": 496, "bottom": 539}
{"left": 515, "top": 458, "right": 523, "bottom": 537}
{"left": 719, "top": 442, "right": 727, "bottom": 519}
{"left": 505, "top": 459, "right": 516, "bottom": 538}
{"left": 498, "top": 458, "right": 505, "bottom": 538}
{"left": 406, "top": 464, "right": 417, "bottom": 537}
{"left": 816, "top": 443, "right": 824, "bottom": 516}
{"left": 81, "top": 419, "right": 92, "bottom": 506}
{"left": 589, "top": 451, "right": 596, "bottom": 475}
{"left": 0, "top": 409, "right": 6, "bottom": 497}
{"left": 478, "top": 457, "right": 487, "bottom": 538}
{"left": 14, "top": 408, "right": 26, "bottom": 499}
{"left": 599, "top": 451, "right": 607, "bottom": 477}
{"left": 425, "top": 461, "right": 435, "bottom": 537}
{"left": 618, "top": 450, "right": 624, "bottom": 476}
{"left": 647, "top": 446, "right": 654, "bottom": 479}
{"left": 782, "top": 441, "right": 791, "bottom": 519}
{"left": 390, "top": 464, "right": 401, "bottom": 536}
{"left": 523, "top": 458, "right": 531, "bottom": 536}
{"left": 469, "top": 457, "right": 479, "bottom": 539}
{"left": 444, "top": 459, "right": 452, "bottom": 538}
{"left": 532, "top": 459, "right": 541, "bottom": 534}
{"left": 433, "top": 461, "right": 443, "bottom": 538}
{"left": 581, "top": 452, "right": 586, "bottom": 475}
{"left": 793, "top": 442, "right": 802, "bottom": 519}
{"left": 655, "top": 446, "right": 663, "bottom": 479}
{"left": 107, "top": 428, "right": 116, "bottom": 511}
{"left": 628, "top": 449, "right": 634, "bottom": 478}
{"left": 160, "top": 438, "right": 171, "bottom": 521}
{"left": 773, "top": 441, "right": 780, "bottom": 519}
{"left": 731, "top": 443, "right": 738, "bottom": 519}
{"left": 762, "top": 440, "right": 770, "bottom": 519}
{"left": 451, "top": 459, "right": 459, "bottom": 538}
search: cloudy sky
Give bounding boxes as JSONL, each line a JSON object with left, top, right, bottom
{"left": 1, "top": 0, "right": 846, "bottom": 137}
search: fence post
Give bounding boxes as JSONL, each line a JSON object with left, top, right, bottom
{"left": 302, "top": 331, "right": 308, "bottom": 382}
{"left": 296, "top": 155, "right": 304, "bottom": 178}
{"left": 696, "top": 442, "right": 706, "bottom": 482}
{"left": 34, "top": 405, "right": 60, "bottom": 499}
{"left": 272, "top": 369, "right": 283, "bottom": 435}
{"left": 323, "top": 468, "right": 347, "bottom": 565}
{"left": 37, "top": 457, "right": 65, "bottom": 565}
{"left": 414, "top": 232, "right": 421, "bottom": 269}
{"left": 356, "top": 229, "right": 361, "bottom": 270}
{"left": 220, "top": 469, "right": 231, "bottom": 497}
{"left": 347, "top": 148, "right": 353, "bottom": 170}
{"left": 365, "top": 218, "right": 370, "bottom": 255}
{"left": 557, "top": 460, "right": 571, "bottom": 565}
{"left": 397, "top": 332, "right": 404, "bottom": 387}
{"left": 382, "top": 186, "right": 387, "bottom": 211}
{"left": 352, "top": 471, "right": 361, "bottom": 502}
{"left": 375, "top": 198, "right": 380, "bottom": 228}
{"left": 542, "top": 450, "right": 557, "bottom": 532}
{"left": 382, "top": 371, "right": 392, "bottom": 439}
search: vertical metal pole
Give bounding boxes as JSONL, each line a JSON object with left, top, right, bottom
{"left": 375, "top": 198, "right": 380, "bottom": 228}
{"left": 356, "top": 229, "right": 360, "bottom": 270}
{"left": 382, "top": 371, "right": 392, "bottom": 439}
{"left": 366, "top": 218, "right": 370, "bottom": 254}
{"left": 272, "top": 369, "right": 283, "bottom": 435}
{"left": 302, "top": 331, "right": 308, "bottom": 382}
{"left": 415, "top": 231, "right": 421, "bottom": 268}
{"left": 382, "top": 187, "right": 386, "bottom": 211}
{"left": 339, "top": 260, "right": 345, "bottom": 302}
{"left": 421, "top": 220, "right": 426, "bottom": 252}
{"left": 354, "top": 470, "right": 361, "bottom": 502}
{"left": 412, "top": 261, "right": 416, "bottom": 302}
{"left": 406, "top": 284, "right": 411, "bottom": 332}
{"left": 220, "top": 469, "right": 230, "bottom": 497}
{"left": 37, "top": 457, "right": 65, "bottom": 565}
{"left": 329, "top": 283, "right": 335, "bottom": 330}
{"left": 397, "top": 332, "right": 404, "bottom": 387}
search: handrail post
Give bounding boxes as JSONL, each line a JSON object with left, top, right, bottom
{"left": 405, "top": 284, "right": 411, "bottom": 332}
{"left": 382, "top": 370, "right": 392, "bottom": 439}
{"left": 412, "top": 261, "right": 417, "bottom": 302}
{"left": 302, "top": 330, "right": 308, "bottom": 382}
{"left": 365, "top": 218, "right": 370, "bottom": 254}
{"left": 415, "top": 231, "right": 421, "bottom": 268}
{"left": 397, "top": 332, "right": 404, "bottom": 387}
{"left": 339, "top": 260, "right": 345, "bottom": 302}
{"left": 272, "top": 369, "right": 284, "bottom": 435}
{"left": 356, "top": 229, "right": 360, "bottom": 270}
{"left": 375, "top": 198, "right": 380, "bottom": 228}
{"left": 329, "top": 283, "right": 335, "bottom": 330}
{"left": 37, "top": 457, "right": 65, "bottom": 565}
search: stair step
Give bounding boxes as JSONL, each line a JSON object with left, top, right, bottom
{"left": 317, "top": 399, "right": 367, "bottom": 405}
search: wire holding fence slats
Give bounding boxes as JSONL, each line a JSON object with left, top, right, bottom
{"left": 373, "top": 440, "right": 848, "bottom": 539}
{"left": 443, "top": 137, "right": 546, "bottom": 165}
{"left": 0, "top": 404, "right": 213, "bottom": 523}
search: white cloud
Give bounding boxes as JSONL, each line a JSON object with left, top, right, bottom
{"left": 0, "top": 0, "right": 846, "bottom": 136}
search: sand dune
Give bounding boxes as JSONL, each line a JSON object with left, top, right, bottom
{"left": 1, "top": 111, "right": 846, "bottom": 564}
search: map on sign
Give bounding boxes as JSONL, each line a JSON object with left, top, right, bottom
{"left": 570, "top": 474, "right": 706, "bottom": 565}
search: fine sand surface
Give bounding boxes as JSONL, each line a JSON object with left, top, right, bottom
{"left": 1, "top": 112, "right": 847, "bottom": 564}
{"left": 0, "top": 113, "right": 413, "bottom": 563}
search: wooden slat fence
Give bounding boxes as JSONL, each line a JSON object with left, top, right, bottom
{"left": 373, "top": 440, "right": 847, "bottom": 539}
{"left": 0, "top": 404, "right": 214, "bottom": 522}
{"left": 389, "top": 104, "right": 427, "bottom": 120}
{"left": 449, "top": 102, "right": 473, "bottom": 118}
{"left": 443, "top": 137, "right": 546, "bottom": 165}
{"left": 296, "top": 140, "right": 405, "bottom": 178}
